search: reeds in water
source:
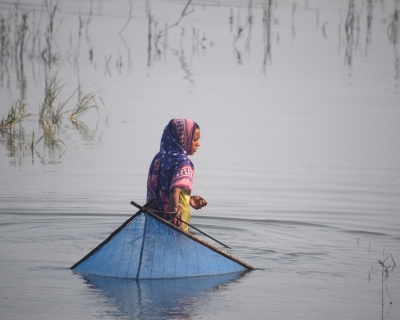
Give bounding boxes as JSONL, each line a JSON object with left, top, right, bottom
{"left": 37, "top": 70, "right": 81, "bottom": 147}
{"left": 378, "top": 251, "right": 396, "bottom": 319}
{"left": 0, "top": 12, "right": 12, "bottom": 64}
{"left": 387, "top": 0, "right": 400, "bottom": 44}
{"left": 42, "top": 0, "right": 60, "bottom": 66}
{"left": 0, "top": 99, "right": 30, "bottom": 132}
{"left": 37, "top": 70, "right": 107, "bottom": 149}
{"left": 0, "top": 0, "right": 108, "bottom": 163}
{"left": 70, "top": 90, "right": 104, "bottom": 122}
{"left": 40, "top": 71, "right": 76, "bottom": 120}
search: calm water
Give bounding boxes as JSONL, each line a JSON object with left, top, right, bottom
{"left": 1, "top": 0, "right": 399, "bottom": 319}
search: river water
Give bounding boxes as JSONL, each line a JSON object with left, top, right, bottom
{"left": 0, "top": 0, "right": 399, "bottom": 319}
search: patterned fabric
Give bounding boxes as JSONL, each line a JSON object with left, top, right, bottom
{"left": 146, "top": 119, "right": 197, "bottom": 227}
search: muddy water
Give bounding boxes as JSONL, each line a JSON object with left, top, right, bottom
{"left": 1, "top": 0, "right": 399, "bottom": 319}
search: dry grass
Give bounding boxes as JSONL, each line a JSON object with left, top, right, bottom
{"left": 70, "top": 90, "right": 105, "bottom": 122}
{"left": 0, "top": 100, "right": 31, "bottom": 132}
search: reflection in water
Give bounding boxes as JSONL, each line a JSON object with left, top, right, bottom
{"left": 146, "top": 3, "right": 153, "bottom": 67}
{"left": 0, "top": 100, "right": 33, "bottom": 165}
{"left": 365, "top": 0, "right": 373, "bottom": 55}
{"left": 0, "top": 13, "right": 11, "bottom": 84}
{"left": 165, "top": 0, "right": 194, "bottom": 30}
{"left": 191, "top": 27, "right": 207, "bottom": 55}
{"left": 146, "top": 4, "right": 163, "bottom": 66}
{"left": 387, "top": 0, "right": 400, "bottom": 45}
{"left": 245, "top": 0, "right": 254, "bottom": 59}
{"left": 231, "top": 6, "right": 245, "bottom": 65}
{"left": 147, "top": 0, "right": 195, "bottom": 68}
{"left": 0, "top": 5, "right": 28, "bottom": 98}
{"left": 341, "top": 0, "right": 373, "bottom": 74}
{"left": 387, "top": 0, "right": 400, "bottom": 89}
{"left": 70, "top": 116, "right": 108, "bottom": 146}
{"left": 146, "top": 0, "right": 202, "bottom": 86}
{"left": 344, "top": 0, "right": 356, "bottom": 72}
{"left": 83, "top": 272, "right": 246, "bottom": 319}
{"left": 119, "top": 0, "right": 133, "bottom": 37}
{"left": 291, "top": 2, "right": 297, "bottom": 39}
{"left": 42, "top": 1, "right": 61, "bottom": 68}
{"left": 262, "top": 0, "right": 272, "bottom": 74}
{"left": 0, "top": 125, "right": 31, "bottom": 166}
{"left": 395, "top": 46, "right": 400, "bottom": 89}
{"left": 15, "top": 6, "right": 28, "bottom": 100}
{"left": 118, "top": 0, "right": 133, "bottom": 75}
{"left": 171, "top": 48, "right": 194, "bottom": 86}
{"left": 231, "top": 2, "right": 256, "bottom": 66}
{"left": 104, "top": 54, "right": 113, "bottom": 77}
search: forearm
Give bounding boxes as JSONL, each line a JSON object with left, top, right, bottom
{"left": 169, "top": 188, "right": 181, "bottom": 212}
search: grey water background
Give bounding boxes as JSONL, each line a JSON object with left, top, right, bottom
{"left": 0, "top": 0, "right": 399, "bottom": 319}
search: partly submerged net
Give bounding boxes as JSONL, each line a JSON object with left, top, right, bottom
{"left": 72, "top": 210, "right": 252, "bottom": 279}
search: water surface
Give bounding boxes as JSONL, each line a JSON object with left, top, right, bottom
{"left": 1, "top": 0, "right": 399, "bottom": 319}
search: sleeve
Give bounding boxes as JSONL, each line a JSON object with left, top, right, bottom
{"left": 169, "top": 161, "right": 194, "bottom": 194}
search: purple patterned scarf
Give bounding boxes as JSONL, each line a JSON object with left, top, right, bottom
{"left": 146, "top": 119, "right": 197, "bottom": 225}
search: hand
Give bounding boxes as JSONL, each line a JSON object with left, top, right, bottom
{"left": 190, "top": 196, "right": 207, "bottom": 210}
{"left": 168, "top": 205, "right": 182, "bottom": 219}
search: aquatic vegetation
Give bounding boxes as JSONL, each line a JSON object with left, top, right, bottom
{"left": 0, "top": 100, "right": 33, "bottom": 165}
{"left": 42, "top": 0, "right": 60, "bottom": 66}
{"left": 36, "top": 116, "right": 66, "bottom": 148}
{"left": 387, "top": 0, "right": 400, "bottom": 44}
{"left": 118, "top": 0, "right": 134, "bottom": 36}
{"left": 164, "top": 0, "right": 194, "bottom": 31}
{"left": 40, "top": 71, "right": 74, "bottom": 120}
{"left": 70, "top": 90, "right": 105, "bottom": 122}
{"left": 377, "top": 251, "right": 396, "bottom": 318}
{"left": 146, "top": 0, "right": 197, "bottom": 66}
{"left": 0, "top": 5, "right": 29, "bottom": 95}
{"left": 36, "top": 71, "right": 75, "bottom": 147}
{"left": 262, "top": 0, "right": 272, "bottom": 72}
{"left": 0, "top": 126, "right": 28, "bottom": 165}
{"left": 0, "top": 1, "right": 107, "bottom": 160}
{"left": 0, "top": 14, "right": 12, "bottom": 61}
{"left": 0, "top": 100, "right": 31, "bottom": 132}
{"left": 344, "top": 0, "right": 356, "bottom": 68}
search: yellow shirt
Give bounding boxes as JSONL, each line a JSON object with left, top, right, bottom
{"left": 179, "top": 189, "right": 191, "bottom": 233}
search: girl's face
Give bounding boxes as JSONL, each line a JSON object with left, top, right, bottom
{"left": 189, "top": 128, "right": 201, "bottom": 155}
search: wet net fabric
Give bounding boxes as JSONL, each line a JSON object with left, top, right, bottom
{"left": 73, "top": 214, "right": 147, "bottom": 278}
{"left": 73, "top": 213, "right": 247, "bottom": 279}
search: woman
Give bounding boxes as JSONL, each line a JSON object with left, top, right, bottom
{"left": 146, "top": 118, "right": 207, "bottom": 232}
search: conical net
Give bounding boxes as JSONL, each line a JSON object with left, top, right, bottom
{"left": 73, "top": 213, "right": 247, "bottom": 279}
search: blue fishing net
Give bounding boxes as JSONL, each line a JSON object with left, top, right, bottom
{"left": 73, "top": 213, "right": 248, "bottom": 279}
